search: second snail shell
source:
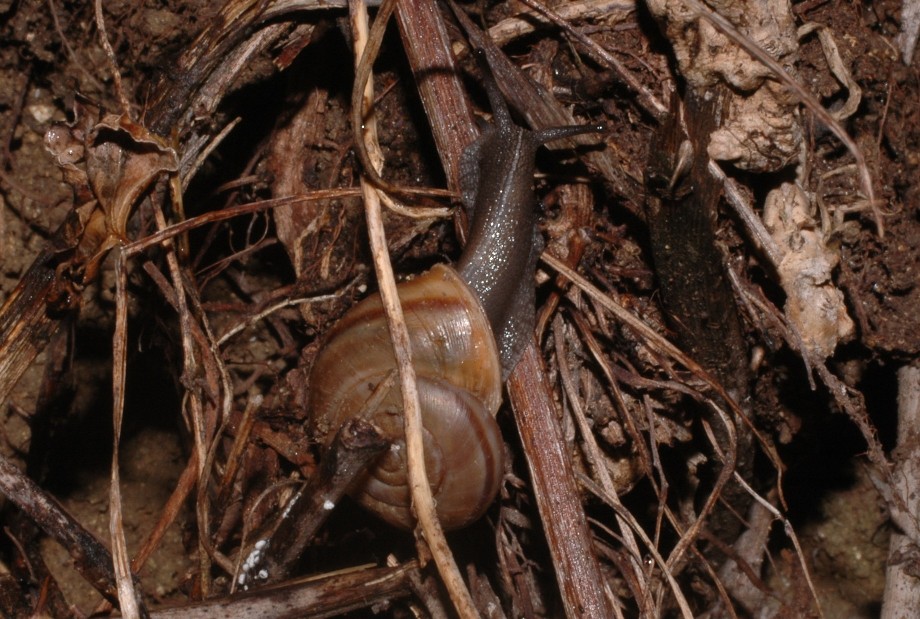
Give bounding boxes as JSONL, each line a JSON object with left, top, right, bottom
{"left": 308, "top": 264, "right": 505, "bottom": 530}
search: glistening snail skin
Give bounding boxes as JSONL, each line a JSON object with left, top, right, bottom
{"left": 457, "top": 53, "right": 605, "bottom": 377}
{"left": 308, "top": 51, "right": 604, "bottom": 530}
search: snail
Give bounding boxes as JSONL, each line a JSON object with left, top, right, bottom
{"left": 308, "top": 54, "right": 603, "bottom": 530}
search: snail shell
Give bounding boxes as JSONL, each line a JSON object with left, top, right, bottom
{"left": 309, "top": 48, "right": 602, "bottom": 530}
{"left": 308, "top": 264, "right": 504, "bottom": 530}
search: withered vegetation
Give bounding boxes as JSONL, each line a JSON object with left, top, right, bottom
{"left": 0, "top": 0, "right": 917, "bottom": 616}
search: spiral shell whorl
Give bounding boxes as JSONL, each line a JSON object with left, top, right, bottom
{"left": 308, "top": 265, "right": 504, "bottom": 530}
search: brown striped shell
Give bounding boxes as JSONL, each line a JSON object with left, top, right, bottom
{"left": 308, "top": 264, "right": 504, "bottom": 530}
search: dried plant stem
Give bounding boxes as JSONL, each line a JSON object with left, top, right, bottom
{"left": 553, "top": 316, "right": 645, "bottom": 610}
{"left": 246, "top": 419, "right": 389, "bottom": 585}
{"left": 542, "top": 250, "right": 777, "bottom": 476}
{"left": 350, "top": 0, "right": 479, "bottom": 616}
{"left": 543, "top": 254, "right": 713, "bottom": 384}
{"left": 881, "top": 364, "right": 920, "bottom": 619}
{"left": 349, "top": 0, "right": 452, "bottom": 198}
{"left": 733, "top": 474, "right": 824, "bottom": 616}
{"left": 93, "top": 0, "right": 131, "bottom": 116}
{"left": 708, "top": 161, "right": 783, "bottom": 268}
{"left": 0, "top": 454, "right": 124, "bottom": 607}
{"left": 149, "top": 562, "right": 419, "bottom": 618}
{"left": 579, "top": 474, "right": 695, "bottom": 619}
{"left": 507, "top": 343, "right": 613, "bottom": 617}
{"left": 360, "top": 157, "right": 480, "bottom": 619}
{"left": 111, "top": 249, "right": 144, "bottom": 619}
{"left": 394, "top": 0, "right": 478, "bottom": 193}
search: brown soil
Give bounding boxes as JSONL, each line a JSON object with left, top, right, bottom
{"left": 0, "top": 0, "right": 916, "bottom": 616}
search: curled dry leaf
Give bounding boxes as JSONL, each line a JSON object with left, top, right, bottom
{"left": 38, "top": 101, "right": 178, "bottom": 317}
{"left": 87, "top": 113, "right": 179, "bottom": 242}
{"left": 763, "top": 182, "right": 855, "bottom": 358}
{"left": 44, "top": 101, "right": 178, "bottom": 275}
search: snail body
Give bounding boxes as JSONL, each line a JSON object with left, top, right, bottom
{"left": 309, "top": 52, "right": 603, "bottom": 529}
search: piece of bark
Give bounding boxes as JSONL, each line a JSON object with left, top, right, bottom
{"left": 245, "top": 419, "right": 388, "bottom": 587}
{"left": 508, "top": 343, "right": 612, "bottom": 618}
{"left": 645, "top": 0, "right": 801, "bottom": 172}
{"left": 151, "top": 562, "right": 417, "bottom": 618}
{"left": 0, "top": 251, "right": 62, "bottom": 406}
{"left": 644, "top": 89, "right": 754, "bottom": 546}
{"left": 395, "top": 0, "right": 478, "bottom": 194}
{"left": 645, "top": 90, "right": 751, "bottom": 406}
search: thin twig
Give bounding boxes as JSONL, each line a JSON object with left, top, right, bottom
{"left": 348, "top": 0, "right": 453, "bottom": 198}
{"left": 47, "top": 0, "right": 105, "bottom": 93}
{"left": 243, "top": 419, "right": 389, "bottom": 586}
{"left": 552, "top": 316, "right": 645, "bottom": 608}
{"left": 149, "top": 562, "right": 419, "bottom": 618}
{"left": 216, "top": 280, "right": 361, "bottom": 346}
{"left": 578, "top": 474, "right": 695, "bottom": 619}
{"left": 732, "top": 473, "right": 824, "bottom": 617}
{"left": 0, "top": 454, "right": 125, "bottom": 608}
{"left": 93, "top": 0, "right": 131, "bottom": 116}
{"left": 508, "top": 343, "right": 613, "bottom": 617}
{"left": 111, "top": 249, "right": 145, "bottom": 619}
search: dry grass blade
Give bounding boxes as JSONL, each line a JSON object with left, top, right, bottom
{"left": 709, "top": 161, "right": 784, "bottom": 268}
{"left": 731, "top": 474, "right": 825, "bottom": 617}
{"left": 110, "top": 249, "right": 144, "bottom": 619}
{"left": 552, "top": 315, "right": 644, "bottom": 607}
{"left": 350, "top": 0, "right": 479, "bottom": 616}
{"left": 542, "top": 249, "right": 778, "bottom": 472}
{"left": 359, "top": 113, "right": 481, "bottom": 619}
{"left": 0, "top": 0, "right": 911, "bottom": 614}
{"left": 348, "top": 0, "right": 453, "bottom": 198}
{"left": 0, "top": 261, "right": 60, "bottom": 405}
{"left": 93, "top": 0, "right": 130, "bottom": 117}
{"left": 579, "top": 474, "right": 695, "bottom": 618}
{"left": 544, "top": 253, "right": 716, "bottom": 382}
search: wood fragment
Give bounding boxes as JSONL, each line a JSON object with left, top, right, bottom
{"left": 507, "top": 342, "right": 612, "bottom": 618}
{"left": 246, "top": 418, "right": 388, "bottom": 586}
{"left": 395, "top": 0, "right": 478, "bottom": 193}
{"left": 0, "top": 453, "right": 137, "bottom": 612}
{"left": 150, "top": 562, "right": 417, "bottom": 618}
{"left": 644, "top": 88, "right": 754, "bottom": 550}
{"left": 0, "top": 252, "right": 61, "bottom": 405}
